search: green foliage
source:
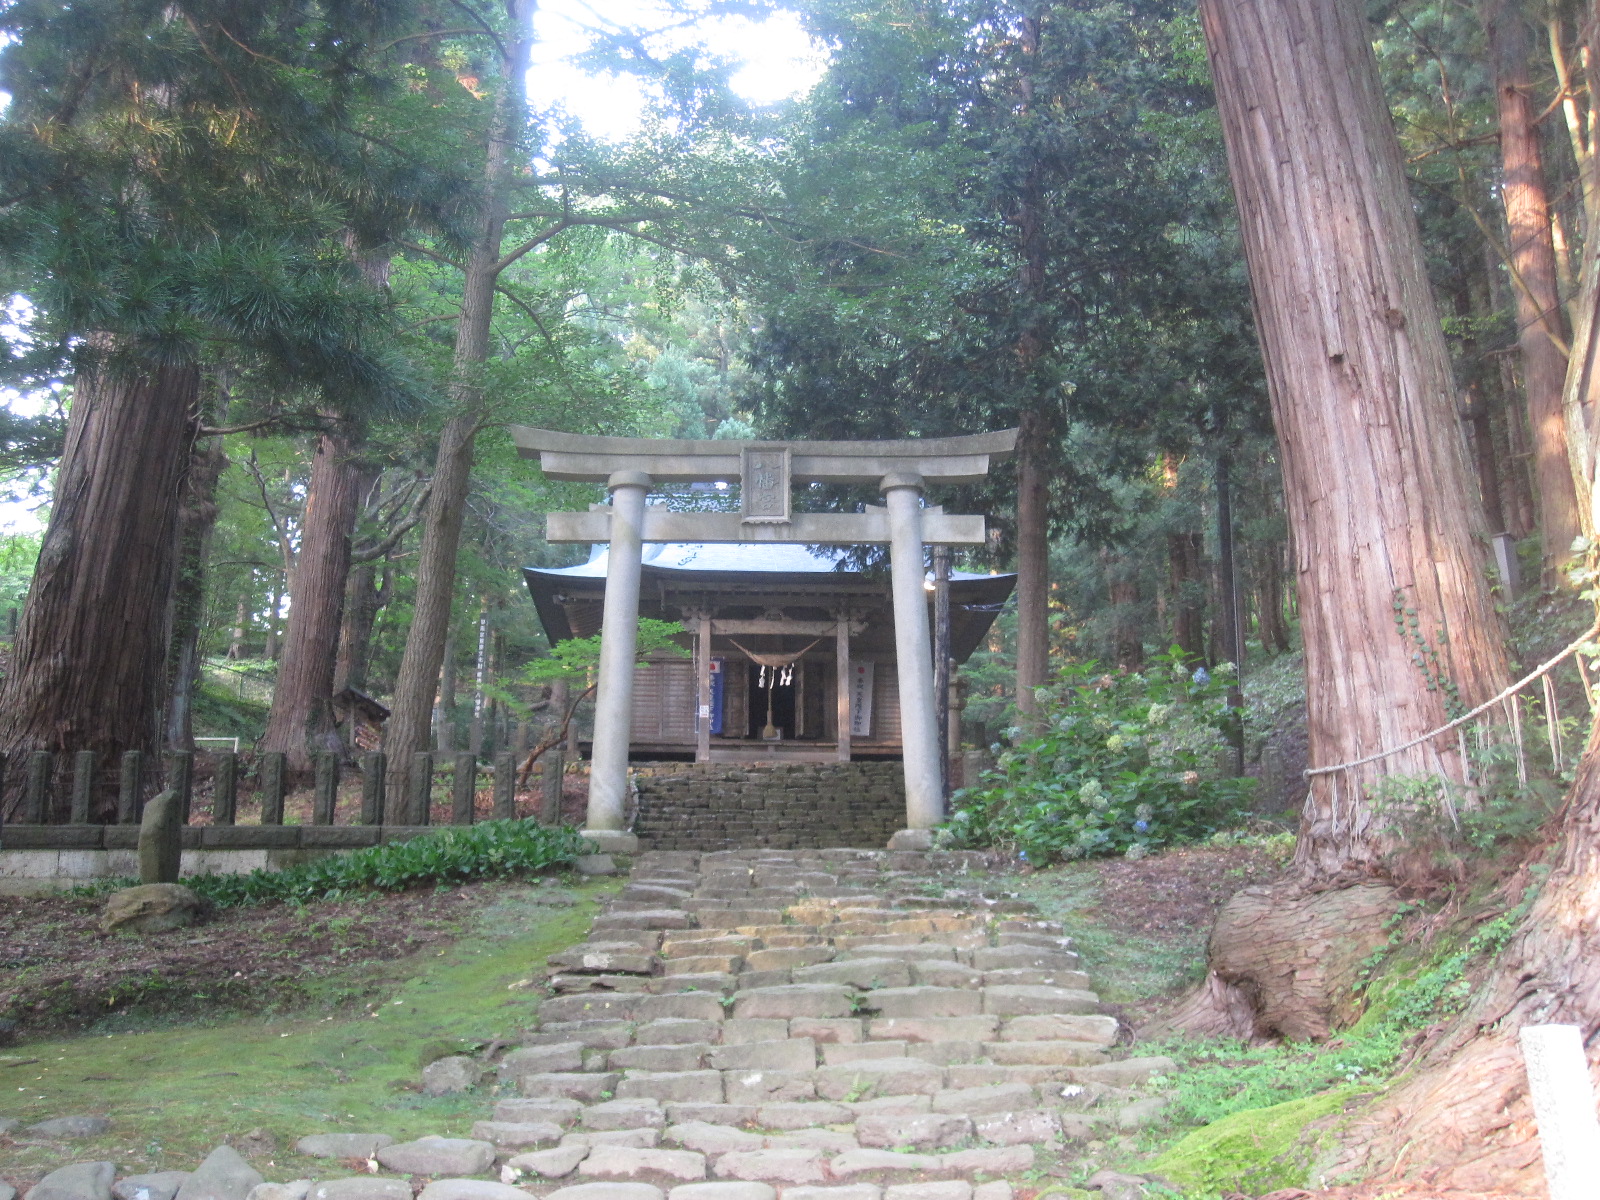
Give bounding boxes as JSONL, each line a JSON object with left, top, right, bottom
{"left": 1141, "top": 886, "right": 1536, "bottom": 1193}
{"left": 943, "top": 648, "right": 1253, "bottom": 862}
{"left": 522, "top": 619, "right": 689, "bottom": 686}
{"left": 78, "top": 821, "right": 593, "bottom": 908}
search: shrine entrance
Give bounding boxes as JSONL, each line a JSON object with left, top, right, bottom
{"left": 513, "top": 426, "right": 1017, "bottom": 852}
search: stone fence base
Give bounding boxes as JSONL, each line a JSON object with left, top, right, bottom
{"left": 0, "top": 824, "right": 438, "bottom": 894}
{"left": 632, "top": 761, "right": 907, "bottom": 851}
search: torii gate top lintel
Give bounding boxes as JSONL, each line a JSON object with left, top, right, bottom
{"left": 510, "top": 426, "right": 1018, "bottom": 485}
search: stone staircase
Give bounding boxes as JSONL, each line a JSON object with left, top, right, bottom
{"left": 488, "top": 847, "right": 1175, "bottom": 1200}
{"left": 631, "top": 766, "right": 905, "bottom": 852}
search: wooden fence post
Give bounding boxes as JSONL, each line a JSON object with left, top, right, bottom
{"left": 452, "top": 752, "right": 476, "bottom": 825}
{"left": 361, "top": 752, "right": 386, "bottom": 826}
{"left": 214, "top": 753, "right": 237, "bottom": 826}
{"left": 493, "top": 752, "right": 515, "bottom": 820}
{"left": 118, "top": 751, "right": 144, "bottom": 824}
{"left": 408, "top": 752, "right": 433, "bottom": 825}
{"left": 24, "top": 750, "right": 51, "bottom": 824}
{"left": 260, "top": 752, "right": 287, "bottom": 825}
{"left": 313, "top": 754, "right": 338, "bottom": 825}
{"left": 70, "top": 750, "right": 95, "bottom": 824}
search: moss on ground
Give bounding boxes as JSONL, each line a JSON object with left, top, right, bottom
{"left": 0, "top": 878, "right": 613, "bottom": 1184}
{"left": 1147, "top": 1087, "right": 1351, "bottom": 1196}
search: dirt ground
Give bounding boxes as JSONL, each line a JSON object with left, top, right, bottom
{"left": 0, "top": 885, "right": 500, "bottom": 1039}
{"left": 1007, "top": 839, "right": 1290, "bottom": 1027}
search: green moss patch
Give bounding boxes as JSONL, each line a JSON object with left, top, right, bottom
{"left": 0, "top": 879, "right": 610, "bottom": 1184}
{"left": 1148, "top": 1087, "right": 1349, "bottom": 1195}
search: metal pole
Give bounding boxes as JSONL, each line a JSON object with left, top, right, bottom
{"left": 585, "top": 470, "right": 651, "bottom": 848}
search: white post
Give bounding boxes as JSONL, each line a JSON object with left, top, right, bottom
{"left": 584, "top": 469, "right": 651, "bottom": 851}
{"left": 882, "top": 472, "right": 943, "bottom": 842}
{"left": 1520, "top": 1023, "right": 1600, "bottom": 1199}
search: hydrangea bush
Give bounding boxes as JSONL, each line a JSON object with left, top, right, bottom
{"left": 943, "top": 648, "right": 1255, "bottom": 862}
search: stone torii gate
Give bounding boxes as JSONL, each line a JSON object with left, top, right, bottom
{"left": 512, "top": 426, "right": 1018, "bottom": 853}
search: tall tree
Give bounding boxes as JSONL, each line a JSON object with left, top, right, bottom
{"left": 1484, "top": 0, "right": 1582, "bottom": 574}
{"left": 0, "top": 2, "right": 417, "bottom": 815}
{"left": 1197, "top": 0, "right": 1511, "bottom": 878}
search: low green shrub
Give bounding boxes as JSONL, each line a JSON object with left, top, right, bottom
{"left": 76, "top": 819, "right": 594, "bottom": 907}
{"left": 942, "top": 648, "right": 1254, "bottom": 862}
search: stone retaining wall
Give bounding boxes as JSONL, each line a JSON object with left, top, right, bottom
{"left": 632, "top": 762, "right": 906, "bottom": 851}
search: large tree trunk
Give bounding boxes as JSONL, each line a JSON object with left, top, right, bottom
{"left": 1485, "top": 0, "right": 1583, "bottom": 577}
{"left": 0, "top": 345, "right": 200, "bottom": 821}
{"left": 383, "top": 4, "right": 529, "bottom": 810}
{"left": 1014, "top": 407, "right": 1051, "bottom": 715}
{"left": 258, "top": 429, "right": 362, "bottom": 775}
{"left": 334, "top": 560, "right": 388, "bottom": 695}
{"left": 165, "top": 432, "right": 228, "bottom": 751}
{"left": 1198, "top": 0, "right": 1511, "bottom": 880}
{"left": 1010, "top": 8, "right": 1052, "bottom": 723}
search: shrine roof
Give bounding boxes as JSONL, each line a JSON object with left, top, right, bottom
{"left": 525, "top": 542, "right": 1004, "bottom": 579}
{"left": 523, "top": 542, "right": 1015, "bottom": 659}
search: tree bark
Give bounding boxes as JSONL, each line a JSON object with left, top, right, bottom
{"left": 0, "top": 343, "right": 200, "bottom": 821}
{"left": 334, "top": 560, "right": 387, "bottom": 695}
{"left": 1322, "top": 724, "right": 1600, "bottom": 1191}
{"left": 1198, "top": 0, "right": 1511, "bottom": 879}
{"left": 383, "top": 2, "right": 531, "bottom": 805}
{"left": 165, "top": 432, "right": 228, "bottom": 752}
{"left": 1485, "top": 0, "right": 1583, "bottom": 576}
{"left": 1010, "top": 8, "right": 1052, "bottom": 723}
{"left": 259, "top": 429, "right": 363, "bottom": 775}
{"left": 1167, "top": 531, "right": 1206, "bottom": 659}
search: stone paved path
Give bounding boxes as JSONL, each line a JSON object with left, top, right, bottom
{"left": 484, "top": 847, "right": 1176, "bottom": 1200}
{"left": 7, "top": 848, "right": 1177, "bottom": 1200}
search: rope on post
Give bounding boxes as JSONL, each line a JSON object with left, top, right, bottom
{"left": 1304, "top": 621, "right": 1600, "bottom": 779}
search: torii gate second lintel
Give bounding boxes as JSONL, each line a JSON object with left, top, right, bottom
{"left": 512, "top": 426, "right": 1019, "bottom": 853}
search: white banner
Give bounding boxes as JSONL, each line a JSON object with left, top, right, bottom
{"left": 849, "top": 661, "right": 875, "bottom": 738}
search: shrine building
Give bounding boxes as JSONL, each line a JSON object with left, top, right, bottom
{"left": 523, "top": 542, "right": 1015, "bottom": 764}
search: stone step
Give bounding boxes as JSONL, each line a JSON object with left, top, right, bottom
{"left": 730, "top": 984, "right": 855, "bottom": 1021}
{"left": 552, "top": 974, "right": 654, "bottom": 994}
{"left": 858, "top": 987, "right": 982, "bottom": 1019}
{"left": 791, "top": 959, "right": 912, "bottom": 991}
{"left": 997, "top": 1014, "right": 1118, "bottom": 1044}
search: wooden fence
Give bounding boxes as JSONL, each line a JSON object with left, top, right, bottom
{"left": 0, "top": 748, "right": 565, "bottom": 829}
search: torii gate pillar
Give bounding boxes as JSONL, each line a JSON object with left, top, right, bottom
{"left": 882, "top": 473, "right": 944, "bottom": 833}
{"left": 514, "top": 426, "right": 1017, "bottom": 853}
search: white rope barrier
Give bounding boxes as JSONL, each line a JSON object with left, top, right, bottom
{"left": 1303, "top": 621, "right": 1600, "bottom": 779}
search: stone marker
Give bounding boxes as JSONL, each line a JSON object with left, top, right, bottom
{"left": 1520, "top": 1023, "right": 1600, "bottom": 1200}
{"left": 99, "top": 885, "right": 202, "bottom": 936}
{"left": 138, "top": 790, "right": 183, "bottom": 884}
{"left": 27, "top": 1162, "right": 116, "bottom": 1200}
{"left": 174, "top": 1146, "right": 264, "bottom": 1200}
